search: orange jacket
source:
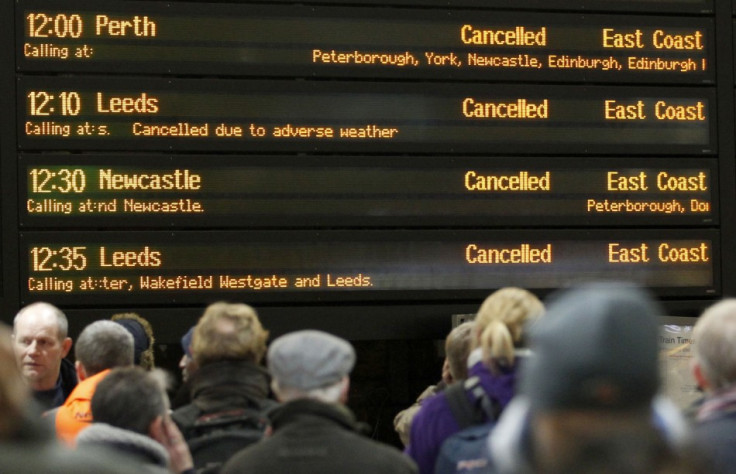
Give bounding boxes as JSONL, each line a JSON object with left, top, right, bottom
{"left": 55, "top": 369, "right": 110, "bottom": 446}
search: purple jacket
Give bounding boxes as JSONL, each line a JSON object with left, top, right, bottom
{"left": 405, "top": 360, "right": 519, "bottom": 474}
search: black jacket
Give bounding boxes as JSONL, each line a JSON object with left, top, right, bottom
{"left": 171, "top": 359, "right": 276, "bottom": 436}
{"left": 33, "top": 358, "right": 78, "bottom": 410}
{"left": 222, "top": 399, "right": 418, "bottom": 474}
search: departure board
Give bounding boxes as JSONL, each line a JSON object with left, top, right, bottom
{"left": 17, "top": 2, "right": 715, "bottom": 84}
{"left": 2, "top": 0, "right": 733, "bottom": 339}
{"left": 20, "top": 230, "right": 718, "bottom": 306}
{"left": 20, "top": 155, "right": 716, "bottom": 227}
{"left": 18, "top": 78, "right": 715, "bottom": 154}
{"left": 258, "top": 0, "right": 713, "bottom": 13}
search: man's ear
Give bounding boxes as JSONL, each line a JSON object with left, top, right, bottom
{"left": 75, "top": 360, "right": 87, "bottom": 381}
{"left": 61, "top": 337, "right": 72, "bottom": 358}
{"left": 148, "top": 415, "right": 165, "bottom": 442}
{"left": 339, "top": 376, "right": 350, "bottom": 404}
{"left": 692, "top": 361, "right": 710, "bottom": 392}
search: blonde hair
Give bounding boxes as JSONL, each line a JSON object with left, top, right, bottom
{"left": 192, "top": 302, "right": 269, "bottom": 366}
{"left": 473, "top": 287, "right": 544, "bottom": 371}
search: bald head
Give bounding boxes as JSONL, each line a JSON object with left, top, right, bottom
{"left": 12, "top": 302, "right": 72, "bottom": 391}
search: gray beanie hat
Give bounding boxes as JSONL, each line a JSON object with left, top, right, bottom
{"left": 522, "top": 282, "right": 662, "bottom": 412}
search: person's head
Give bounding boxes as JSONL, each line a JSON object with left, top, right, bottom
{"left": 12, "top": 302, "right": 72, "bottom": 391}
{"left": 692, "top": 299, "right": 736, "bottom": 392}
{"left": 520, "top": 282, "right": 664, "bottom": 473}
{"left": 192, "top": 302, "right": 268, "bottom": 367}
{"left": 267, "top": 330, "right": 355, "bottom": 404}
{"left": 0, "top": 323, "right": 29, "bottom": 439}
{"left": 445, "top": 321, "right": 475, "bottom": 382}
{"left": 75, "top": 320, "right": 134, "bottom": 379}
{"left": 91, "top": 366, "right": 168, "bottom": 436}
{"left": 179, "top": 326, "right": 197, "bottom": 382}
{"left": 473, "top": 287, "right": 544, "bottom": 371}
{"left": 111, "top": 313, "right": 155, "bottom": 370}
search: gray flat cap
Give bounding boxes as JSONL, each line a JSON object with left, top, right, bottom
{"left": 268, "top": 330, "right": 356, "bottom": 391}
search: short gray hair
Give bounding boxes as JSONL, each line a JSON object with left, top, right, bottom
{"left": 694, "top": 299, "right": 736, "bottom": 390}
{"left": 75, "top": 321, "right": 134, "bottom": 375}
{"left": 14, "top": 302, "right": 69, "bottom": 340}
{"left": 272, "top": 377, "right": 346, "bottom": 404}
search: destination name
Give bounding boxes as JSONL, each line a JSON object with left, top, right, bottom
{"left": 99, "top": 169, "right": 201, "bottom": 190}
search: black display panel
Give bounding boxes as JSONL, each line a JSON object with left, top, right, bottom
{"left": 169, "top": 0, "right": 714, "bottom": 14}
{"left": 20, "top": 155, "right": 716, "bottom": 227}
{"left": 2, "top": 0, "right": 731, "bottom": 343}
{"left": 18, "top": 77, "right": 716, "bottom": 154}
{"left": 17, "top": 2, "right": 714, "bottom": 84}
{"left": 20, "top": 230, "right": 719, "bottom": 306}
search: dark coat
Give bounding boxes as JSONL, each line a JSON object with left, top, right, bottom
{"left": 222, "top": 399, "right": 418, "bottom": 474}
{"left": 693, "top": 408, "right": 736, "bottom": 474}
{"left": 33, "top": 357, "right": 78, "bottom": 410}
{"left": 172, "top": 359, "right": 276, "bottom": 436}
{"left": 406, "top": 360, "right": 519, "bottom": 474}
{"left": 1, "top": 409, "right": 137, "bottom": 474}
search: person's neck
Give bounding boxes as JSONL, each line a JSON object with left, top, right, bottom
{"left": 31, "top": 375, "right": 58, "bottom": 391}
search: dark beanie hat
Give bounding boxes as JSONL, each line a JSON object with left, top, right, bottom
{"left": 114, "top": 318, "right": 150, "bottom": 366}
{"left": 521, "top": 282, "right": 661, "bottom": 412}
{"left": 181, "top": 326, "right": 195, "bottom": 358}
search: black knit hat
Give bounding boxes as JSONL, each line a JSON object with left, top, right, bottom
{"left": 113, "top": 318, "right": 149, "bottom": 366}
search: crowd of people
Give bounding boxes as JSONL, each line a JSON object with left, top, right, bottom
{"left": 3, "top": 282, "right": 736, "bottom": 473}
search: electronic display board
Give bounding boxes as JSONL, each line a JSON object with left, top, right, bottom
{"left": 153, "top": 0, "right": 714, "bottom": 14}
{"left": 20, "top": 155, "right": 716, "bottom": 227}
{"left": 17, "top": 2, "right": 715, "bottom": 84}
{"left": 20, "top": 230, "right": 718, "bottom": 306}
{"left": 1, "top": 0, "right": 732, "bottom": 341}
{"left": 18, "top": 77, "right": 715, "bottom": 155}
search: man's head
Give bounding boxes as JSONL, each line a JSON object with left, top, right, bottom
{"left": 692, "top": 299, "right": 736, "bottom": 392}
{"left": 445, "top": 321, "right": 474, "bottom": 382}
{"left": 519, "top": 282, "right": 663, "bottom": 473}
{"left": 268, "top": 330, "right": 355, "bottom": 404}
{"left": 179, "top": 326, "right": 197, "bottom": 382}
{"left": 111, "top": 313, "right": 155, "bottom": 370}
{"left": 12, "top": 302, "right": 72, "bottom": 391}
{"left": 75, "top": 320, "right": 134, "bottom": 378}
{"left": 91, "top": 366, "right": 168, "bottom": 436}
{"left": 0, "top": 323, "right": 29, "bottom": 439}
{"left": 192, "top": 302, "right": 268, "bottom": 367}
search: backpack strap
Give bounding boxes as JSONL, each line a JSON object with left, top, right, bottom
{"left": 445, "top": 377, "right": 501, "bottom": 430}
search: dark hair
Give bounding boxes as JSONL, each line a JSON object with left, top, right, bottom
{"left": 91, "top": 367, "right": 167, "bottom": 435}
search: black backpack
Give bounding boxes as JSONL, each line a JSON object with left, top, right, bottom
{"left": 434, "top": 377, "right": 501, "bottom": 474}
{"left": 183, "top": 408, "right": 269, "bottom": 474}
